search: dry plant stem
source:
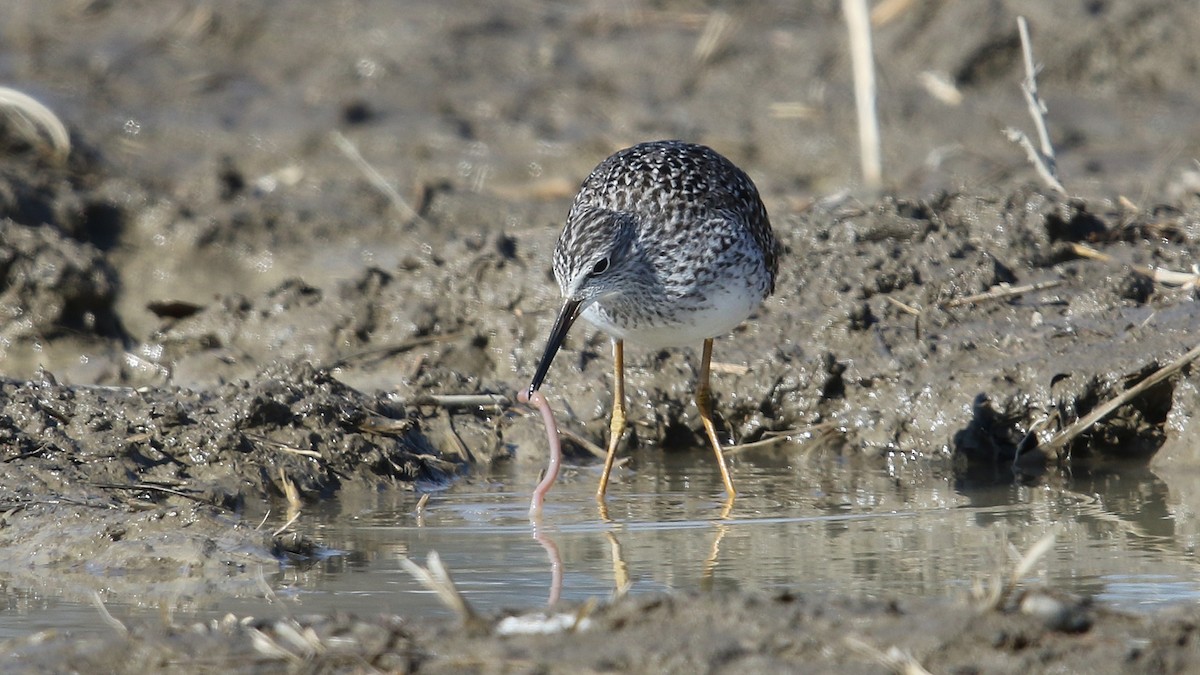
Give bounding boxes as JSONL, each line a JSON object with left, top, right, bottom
{"left": 90, "top": 591, "right": 129, "bottom": 637}
{"left": 0, "top": 86, "right": 71, "bottom": 163}
{"left": 941, "top": 279, "right": 1063, "bottom": 308}
{"left": 521, "top": 389, "right": 563, "bottom": 514}
{"left": 1043, "top": 340, "right": 1200, "bottom": 458}
{"left": 692, "top": 10, "right": 733, "bottom": 64}
{"left": 722, "top": 433, "right": 792, "bottom": 455}
{"left": 870, "top": 0, "right": 915, "bottom": 27}
{"left": 408, "top": 393, "right": 512, "bottom": 409}
{"left": 842, "top": 0, "right": 882, "bottom": 191}
{"left": 844, "top": 635, "right": 933, "bottom": 675}
{"left": 980, "top": 528, "right": 1059, "bottom": 611}
{"left": 400, "top": 552, "right": 477, "bottom": 622}
{"left": 1070, "top": 242, "right": 1200, "bottom": 287}
{"left": 329, "top": 331, "right": 463, "bottom": 368}
{"left": 1018, "top": 17, "right": 1056, "bottom": 175}
{"left": 558, "top": 427, "right": 607, "bottom": 459}
{"left": 885, "top": 295, "right": 922, "bottom": 316}
{"left": 1004, "top": 16, "right": 1066, "bottom": 196}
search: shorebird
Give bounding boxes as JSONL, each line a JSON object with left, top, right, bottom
{"left": 525, "top": 140, "right": 779, "bottom": 500}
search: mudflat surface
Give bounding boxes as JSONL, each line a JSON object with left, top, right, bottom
{"left": 4, "top": 0, "right": 1200, "bottom": 672}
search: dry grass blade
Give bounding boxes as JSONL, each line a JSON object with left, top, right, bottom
{"left": 845, "top": 635, "right": 933, "bottom": 675}
{"left": 0, "top": 86, "right": 71, "bottom": 163}
{"left": 400, "top": 551, "right": 478, "bottom": 622}
{"left": 1043, "top": 340, "right": 1200, "bottom": 458}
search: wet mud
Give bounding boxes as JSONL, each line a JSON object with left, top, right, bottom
{"left": 4, "top": 0, "right": 1200, "bottom": 672}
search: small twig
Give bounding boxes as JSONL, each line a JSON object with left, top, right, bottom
{"left": 330, "top": 130, "right": 428, "bottom": 225}
{"left": 1004, "top": 17, "right": 1066, "bottom": 195}
{"left": 1018, "top": 17, "right": 1056, "bottom": 176}
{"left": 1042, "top": 340, "right": 1200, "bottom": 458}
{"left": 558, "top": 427, "right": 608, "bottom": 460}
{"left": 726, "top": 422, "right": 841, "bottom": 456}
{"left": 941, "top": 280, "right": 1063, "bottom": 308}
{"left": 843, "top": 0, "right": 883, "bottom": 191}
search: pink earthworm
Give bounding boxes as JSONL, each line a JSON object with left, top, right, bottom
{"left": 519, "top": 389, "right": 562, "bottom": 514}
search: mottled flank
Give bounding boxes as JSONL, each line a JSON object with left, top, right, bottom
{"left": 552, "top": 140, "right": 779, "bottom": 347}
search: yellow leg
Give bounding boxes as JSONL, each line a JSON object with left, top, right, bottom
{"left": 697, "top": 338, "right": 736, "bottom": 498}
{"left": 597, "top": 339, "right": 626, "bottom": 499}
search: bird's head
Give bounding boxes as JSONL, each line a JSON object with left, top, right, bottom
{"left": 527, "top": 208, "right": 640, "bottom": 395}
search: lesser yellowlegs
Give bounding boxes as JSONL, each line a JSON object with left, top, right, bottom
{"left": 525, "top": 140, "right": 779, "bottom": 500}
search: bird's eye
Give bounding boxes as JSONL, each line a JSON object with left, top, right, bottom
{"left": 588, "top": 257, "right": 610, "bottom": 277}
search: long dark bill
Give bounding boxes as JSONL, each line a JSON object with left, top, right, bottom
{"left": 527, "top": 298, "right": 584, "bottom": 396}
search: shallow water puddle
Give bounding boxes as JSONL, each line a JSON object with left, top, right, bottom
{"left": 2, "top": 449, "right": 1199, "bottom": 638}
